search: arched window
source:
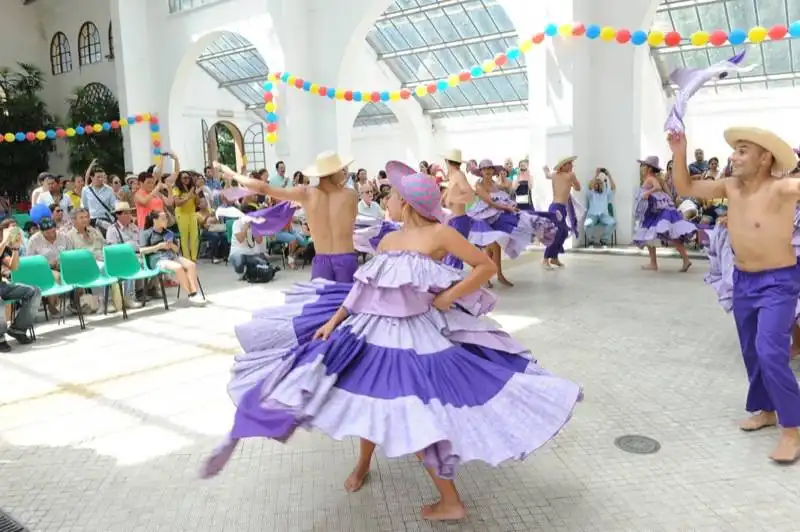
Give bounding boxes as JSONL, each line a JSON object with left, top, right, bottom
{"left": 108, "top": 21, "right": 115, "bottom": 60}
{"left": 78, "top": 22, "right": 102, "bottom": 66}
{"left": 50, "top": 32, "right": 73, "bottom": 75}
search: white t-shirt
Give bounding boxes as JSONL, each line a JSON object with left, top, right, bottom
{"left": 358, "top": 200, "right": 383, "bottom": 219}
{"left": 229, "top": 218, "right": 267, "bottom": 257}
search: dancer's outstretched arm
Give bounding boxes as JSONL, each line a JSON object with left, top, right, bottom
{"left": 214, "top": 161, "right": 307, "bottom": 203}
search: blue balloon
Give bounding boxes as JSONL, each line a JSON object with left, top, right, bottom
{"left": 263, "top": 81, "right": 273, "bottom": 91}
{"left": 150, "top": 123, "right": 160, "bottom": 132}
{"left": 127, "top": 116, "right": 136, "bottom": 124}
{"left": 15, "top": 132, "right": 25, "bottom": 141}
{"left": 353, "top": 91, "right": 362, "bottom": 102}
{"left": 790, "top": 21, "right": 800, "bottom": 38}
{"left": 728, "top": 28, "right": 746, "bottom": 45}
{"left": 153, "top": 148, "right": 161, "bottom": 155}
{"left": 436, "top": 79, "right": 448, "bottom": 91}
{"left": 102, "top": 122, "right": 111, "bottom": 131}
{"left": 266, "top": 112, "right": 278, "bottom": 122}
{"left": 470, "top": 66, "right": 482, "bottom": 77}
{"left": 585, "top": 24, "right": 601, "bottom": 39}
{"left": 506, "top": 47, "right": 520, "bottom": 60}
{"left": 326, "top": 87, "right": 336, "bottom": 98}
{"left": 76, "top": 126, "right": 85, "bottom": 135}
{"left": 302, "top": 80, "right": 311, "bottom": 91}
{"left": 280, "top": 72, "right": 290, "bottom": 82}
{"left": 544, "top": 24, "right": 557, "bottom": 37}
{"left": 29, "top": 203, "right": 52, "bottom": 223}
{"left": 378, "top": 91, "right": 388, "bottom": 101}
{"left": 631, "top": 30, "right": 647, "bottom": 45}
{"left": 46, "top": 130, "right": 56, "bottom": 139}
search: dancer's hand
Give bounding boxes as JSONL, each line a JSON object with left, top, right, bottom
{"left": 717, "top": 215, "right": 728, "bottom": 227}
{"left": 313, "top": 319, "right": 337, "bottom": 341}
{"left": 432, "top": 291, "right": 455, "bottom": 311}
{"left": 667, "top": 131, "right": 687, "bottom": 154}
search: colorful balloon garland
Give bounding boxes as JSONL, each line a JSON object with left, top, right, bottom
{"left": 260, "top": 20, "right": 800, "bottom": 145}
{"left": 0, "top": 113, "right": 164, "bottom": 162}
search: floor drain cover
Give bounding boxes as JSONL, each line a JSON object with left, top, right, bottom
{"left": 0, "top": 510, "right": 27, "bottom": 532}
{"left": 614, "top": 435, "right": 661, "bottom": 455}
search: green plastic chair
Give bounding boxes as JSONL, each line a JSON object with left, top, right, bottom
{"left": 225, "top": 219, "right": 235, "bottom": 243}
{"left": 103, "top": 243, "right": 169, "bottom": 311}
{"left": 59, "top": 249, "right": 125, "bottom": 329}
{"left": 12, "top": 255, "right": 75, "bottom": 326}
{"left": 12, "top": 213, "right": 32, "bottom": 227}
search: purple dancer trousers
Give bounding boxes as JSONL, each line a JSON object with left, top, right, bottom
{"left": 311, "top": 253, "right": 359, "bottom": 283}
{"left": 443, "top": 214, "right": 471, "bottom": 269}
{"left": 543, "top": 203, "right": 569, "bottom": 260}
{"left": 732, "top": 261, "right": 800, "bottom": 428}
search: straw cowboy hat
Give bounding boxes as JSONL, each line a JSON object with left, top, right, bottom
{"left": 441, "top": 148, "right": 464, "bottom": 164}
{"left": 723, "top": 126, "right": 797, "bottom": 174}
{"left": 302, "top": 150, "right": 354, "bottom": 177}
{"left": 113, "top": 201, "right": 135, "bottom": 213}
{"left": 554, "top": 156, "right": 577, "bottom": 171}
{"left": 637, "top": 155, "right": 663, "bottom": 173}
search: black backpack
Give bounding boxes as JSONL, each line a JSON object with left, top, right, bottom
{"left": 243, "top": 260, "right": 279, "bottom": 283}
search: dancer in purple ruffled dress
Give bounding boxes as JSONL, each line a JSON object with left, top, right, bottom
{"left": 467, "top": 159, "right": 557, "bottom": 286}
{"left": 632, "top": 156, "right": 695, "bottom": 272}
{"left": 202, "top": 169, "right": 582, "bottom": 521}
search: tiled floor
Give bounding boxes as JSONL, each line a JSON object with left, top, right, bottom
{"left": 1, "top": 252, "right": 799, "bottom": 531}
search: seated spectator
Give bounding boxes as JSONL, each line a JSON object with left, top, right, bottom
{"left": 584, "top": 168, "right": 616, "bottom": 247}
{"left": 50, "top": 203, "right": 72, "bottom": 233}
{"left": 274, "top": 220, "right": 310, "bottom": 270}
{"left": 66, "top": 209, "right": 105, "bottom": 262}
{"left": 65, "top": 175, "right": 84, "bottom": 210}
{"left": 105, "top": 202, "right": 146, "bottom": 308}
{"left": 26, "top": 217, "right": 71, "bottom": 316}
{"left": 196, "top": 198, "right": 228, "bottom": 263}
{"left": 0, "top": 225, "right": 40, "bottom": 350}
{"left": 21, "top": 221, "right": 39, "bottom": 255}
{"left": 140, "top": 210, "right": 204, "bottom": 305}
{"left": 229, "top": 206, "right": 269, "bottom": 276}
{"left": 358, "top": 185, "right": 384, "bottom": 219}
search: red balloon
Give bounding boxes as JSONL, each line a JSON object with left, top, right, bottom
{"left": 264, "top": 92, "right": 273, "bottom": 102}
{"left": 266, "top": 123, "right": 277, "bottom": 133}
{"left": 458, "top": 71, "right": 471, "bottom": 82}
{"left": 615, "top": 29, "right": 631, "bottom": 43}
{"left": 494, "top": 54, "right": 508, "bottom": 66}
{"left": 344, "top": 90, "right": 353, "bottom": 101}
{"left": 134, "top": 115, "right": 143, "bottom": 122}
{"left": 572, "top": 23, "right": 586, "bottom": 36}
{"left": 532, "top": 32, "right": 545, "bottom": 44}
{"left": 56, "top": 129, "right": 65, "bottom": 138}
{"left": 768, "top": 24, "right": 787, "bottom": 40}
{"left": 426, "top": 84, "right": 436, "bottom": 94}
{"left": 150, "top": 115, "right": 159, "bottom": 124}
{"left": 400, "top": 88, "right": 411, "bottom": 99}
{"left": 84, "top": 125, "right": 93, "bottom": 135}
{"left": 294, "top": 78, "right": 304, "bottom": 89}
{"left": 0, "top": 136, "right": 4, "bottom": 143}
{"left": 664, "top": 31, "right": 681, "bottom": 47}
{"left": 317, "top": 86, "right": 327, "bottom": 96}
{"left": 709, "top": 30, "right": 728, "bottom": 46}
{"left": 370, "top": 92, "right": 380, "bottom": 102}
{"left": 153, "top": 140, "right": 161, "bottom": 147}
{"left": 25, "top": 132, "right": 35, "bottom": 141}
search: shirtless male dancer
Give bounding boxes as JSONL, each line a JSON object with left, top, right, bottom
{"left": 441, "top": 148, "right": 474, "bottom": 269}
{"left": 214, "top": 151, "right": 358, "bottom": 282}
{"left": 670, "top": 126, "right": 800, "bottom": 464}
{"left": 542, "top": 156, "right": 581, "bottom": 268}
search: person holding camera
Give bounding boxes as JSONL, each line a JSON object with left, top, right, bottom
{"left": 583, "top": 167, "right": 616, "bottom": 247}
{"left": 134, "top": 154, "right": 178, "bottom": 228}
{"left": 0, "top": 225, "right": 40, "bottom": 350}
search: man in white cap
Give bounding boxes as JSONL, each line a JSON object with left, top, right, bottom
{"left": 440, "top": 149, "right": 473, "bottom": 269}
{"left": 669, "top": 126, "right": 800, "bottom": 464}
{"left": 215, "top": 151, "right": 359, "bottom": 282}
{"left": 541, "top": 156, "right": 581, "bottom": 268}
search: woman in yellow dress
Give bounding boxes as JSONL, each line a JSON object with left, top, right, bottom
{"left": 172, "top": 171, "right": 200, "bottom": 260}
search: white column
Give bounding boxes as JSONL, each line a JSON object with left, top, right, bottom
{"left": 111, "top": 0, "right": 155, "bottom": 172}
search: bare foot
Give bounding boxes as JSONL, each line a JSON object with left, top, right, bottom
{"left": 344, "top": 465, "right": 370, "bottom": 493}
{"left": 769, "top": 431, "right": 800, "bottom": 464}
{"left": 739, "top": 411, "right": 778, "bottom": 432}
{"left": 421, "top": 500, "right": 467, "bottom": 521}
{"left": 641, "top": 264, "right": 658, "bottom": 271}
{"left": 541, "top": 261, "right": 553, "bottom": 270}
{"left": 498, "top": 276, "right": 514, "bottom": 287}
{"left": 550, "top": 259, "right": 565, "bottom": 268}
{"left": 680, "top": 261, "right": 692, "bottom": 273}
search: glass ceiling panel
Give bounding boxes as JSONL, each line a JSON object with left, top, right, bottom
{"left": 196, "top": 32, "right": 269, "bottom": 109}
{"left": 366, "top": 0, "right": 528, "bottom": 119}
{"left": 354, "top": 102, "right": 399, "bottom": 127}
{"left": 652, "top": 0, "right": 800, "bottom": 94}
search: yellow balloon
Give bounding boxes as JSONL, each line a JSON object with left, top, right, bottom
{"left": 519, "top": 39, "right": 533, "bottom": 53}
{"left": 482, "top": 60, "right": 496, "bottom": 73}
{"left": 66, "top": 128, "right": 76, "bottom": 137}
{"left": 35, "top": 131, "right": 46, "bottom": 140}
{"left": 600, "top": 27, "right": 616, "bottom": 41}
{"left": 142, "top": 113, "right": 151, "bottom": 122}
{"left": 269, "top": 72, "right": 279, "bottom": 81}
{"left": 265, "top": 102, "right": 276, "bottom": 112}
{"left": 266, "top": 132, "right": 277, "bottom": 144}
{"left": 647, "top": 31, "right": 664, "bottom": 46}
{"left": 415, "top": 85, "right": 427, "bottom": 97}
{"left": 749, "top": 26, "right": 767, "bottom": 43}
{"left": 93, "top": 124, "right": 103, "bottom": 132}
{"left": 558, "top": 24, "right": 573, "bottom": 38}
{"left": 4, "top": 133, "right": 14, "bottom": 142}
{"left": 119, "top": 118, "right": 128, "bottom": 127}
{"left": 335, "top": 89, "right": 345, "bottom": 100}
{"left": 690, "top": 31, "right": 709, "bottom": 46}
{"left": 389, "top": 91, "right": 401, "bottom": 101}
{"left": 447, "top": 74, "right": 459, "bottom": 87}
{"left": 151, "top": 132, "right": 160, "bottom": 141}
{"left": 310, "top": 83, "right": 319, "bottom": 93}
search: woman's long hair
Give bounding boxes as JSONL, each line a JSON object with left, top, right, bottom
{"left": 175, "top": 171, "right": 194, "bottom": 193}
{"left": 144, "top": 210, "right": 161, "bottom": 230}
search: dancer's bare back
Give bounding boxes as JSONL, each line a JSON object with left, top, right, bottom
{"left": 543, "top": 167, "right": 580, "bottom": 204}
{"left": 444, "top": 169, "right": 473, "bottom": 216}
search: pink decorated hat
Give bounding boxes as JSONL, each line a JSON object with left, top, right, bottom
{"left": 470, "top": 158, "right": 503, "bottom": 177}
{"left": 386, "top": 160, "right": 446, "bottom": 223}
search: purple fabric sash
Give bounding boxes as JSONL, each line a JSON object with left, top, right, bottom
{"left": 248, "top": 201, "right": 297, "bottom": 237}
{"left": 566, "top": 197, "right": 579, "bottom": 238}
